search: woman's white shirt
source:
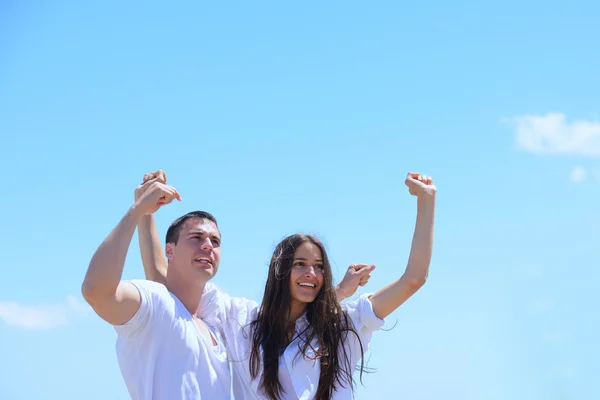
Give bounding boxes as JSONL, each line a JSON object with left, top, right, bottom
{"left": 198, "top": 284, "right": 385, "bottom": 400}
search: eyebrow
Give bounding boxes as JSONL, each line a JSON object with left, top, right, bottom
{"left": 188, "top": 230, "right": 220, "bottom": 239}
{"left": 293, "top": 257, "right": 323, "bottom": 262}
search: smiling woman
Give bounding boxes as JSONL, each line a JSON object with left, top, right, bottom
{"left": 249, "top": 234, "right": 360, "bottom": 399}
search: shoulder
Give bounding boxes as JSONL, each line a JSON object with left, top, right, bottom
{"left": 341, "top": 293, "right": 385, "bottom": 332}
{"left": 199, "top": 282, "right": 259, "bottom": 325}
{"left": 113, "top": 280, "right": 171, "bottom": 338}
{"left": 126, "top": 279, "right": 168, "bottom": 296}
{"left": 124, "top": 279, "right": 174, "bottom": 309}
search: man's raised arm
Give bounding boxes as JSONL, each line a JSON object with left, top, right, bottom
{"left": 81, "top": 178, "right": 180, "bottom": 325}
{"left": 135, "top": 170, "right": 170, "bottom": 285}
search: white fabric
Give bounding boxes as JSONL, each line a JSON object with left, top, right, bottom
{"left": 198, "top": 283, "right": 385, "bottom": 400}
{"left": 114, "top": 280, "right": 232, "bottom": 400}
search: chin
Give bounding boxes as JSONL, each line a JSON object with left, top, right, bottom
{"left": 194, "top": 268, "right": 216, "bottom": 280}
{"left": 296, "top": 295, "right": 317, "bottom": 304}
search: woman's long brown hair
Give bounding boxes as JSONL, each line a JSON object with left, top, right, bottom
{"left": 249, "top": 234, "right": 366, "bottom": 400}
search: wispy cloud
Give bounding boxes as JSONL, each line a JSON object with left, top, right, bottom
{"left": 570, "top": 166, "right": 587, "bottom": 183}
{"left": 506, "top": 112, "right": 600, "bottom": 156}
{"left": 0, "top": 296, "right": 92, "bottom": 331}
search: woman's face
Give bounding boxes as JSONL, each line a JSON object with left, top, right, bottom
{"left": 288, "top": 241, "right": 325, "bottom": 317}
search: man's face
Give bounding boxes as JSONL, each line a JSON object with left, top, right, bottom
{"left": 166, "top": 218, "right": 221, "bottom": 281}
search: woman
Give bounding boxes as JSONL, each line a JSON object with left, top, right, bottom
{"left": 138, "top": 170, "right": 436, "bottom": 399}
{"left": 247, "top": 233, "right": 381, "bottom": 399}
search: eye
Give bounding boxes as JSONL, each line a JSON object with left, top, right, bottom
{"left": 211, "top": 238, "right": 220, "bottom": 246}
{"left": 293, "top": 261, "right": 305, "bottom": 267}
{"left": 315, "top": 264, "right": 324, "bottom": 270}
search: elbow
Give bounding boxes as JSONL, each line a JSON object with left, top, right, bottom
{"left": 404, "top": 275, "right": 427, "bottom": 291}
{"left": 81, "top": 280, "right": 97, "bottom": 304}
{"left": 81, "top": 279, "right": 108, "bottom": 307}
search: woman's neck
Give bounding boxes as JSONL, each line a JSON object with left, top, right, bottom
{"left": 288, "top": 299, "right": 307, "bottom": 323}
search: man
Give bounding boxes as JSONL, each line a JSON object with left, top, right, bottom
{"left": 81, "top": 177, "right": 231, "bottom": 400}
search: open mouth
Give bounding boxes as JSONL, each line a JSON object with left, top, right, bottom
{"left": 194, "top": 258, "right": 213, "bottom": 266}
{"left": 297, "top": 282, "right": 316, "bottom": 288}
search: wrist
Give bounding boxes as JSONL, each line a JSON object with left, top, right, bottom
{"left": 128, "top": 204, "right": 146, "bottom": 221}
{"left": 417, "top": 190, "right": 436, "bottom": 203}
{"left": 138, "top": 213, "right": 154, "bottom": 225}
{"left": 335, "top": 284, "right": 349, "bottom": 300}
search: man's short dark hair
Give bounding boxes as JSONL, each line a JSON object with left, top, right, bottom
{"left": 165, "top": 211, "right": 219, "bottom": 245}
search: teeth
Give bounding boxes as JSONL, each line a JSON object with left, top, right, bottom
{"left": 196, "top": 258, "right": 211, "bottom": 263}
{"left": 298, "top": 282, "right": 315, "bottom": 288}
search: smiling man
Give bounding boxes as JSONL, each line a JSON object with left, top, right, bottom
{"left": 81, "top": 178, "right": 231, "bottom": 400}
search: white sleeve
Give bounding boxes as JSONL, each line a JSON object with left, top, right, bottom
{"left": 112, "top": 280, "right": 155, "bottom": 339}
{"left": 343, "top": 293, "right": 385, "bottom": 333}
{"left": 341, "top": 293, "right": 385, "bottom": 356}
{"left": 197, "top": 282, "right": 258, "bottom": 327}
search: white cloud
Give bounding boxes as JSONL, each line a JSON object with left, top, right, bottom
{"left": 0, "top": 296, "right": 91, "bottom": 331}
{"left": 570, "top": 166, "right": 587, "bottom": 183}
{"left": 508, "top": 112, "right": 600, "bottom": 156}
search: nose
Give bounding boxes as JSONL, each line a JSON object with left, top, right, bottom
{"left": 200, "top": 237, "right": 213, "bottom": 251}
{"left": 303, "top": 265, "right": 317, "bottom": 277}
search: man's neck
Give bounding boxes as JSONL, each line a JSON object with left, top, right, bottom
{"left": 165, "top": 274, "right": 206, "bottom": 317}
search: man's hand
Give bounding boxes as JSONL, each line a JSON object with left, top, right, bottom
{"left": 405, "top": 172, "right": 436, "bottom": 198}
{"left": 135, "top": 170, "right": 168, "bottom": 201}
{"left": 336, "top": 264, "right": 376, "bottom": 300}
{"left": 133, "top": 178, "right": 181, "bottom": 216}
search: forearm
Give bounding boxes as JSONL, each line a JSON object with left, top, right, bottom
{"left": 138, "top": 215, "right": 168, "bottom": 285}
{"left": 403, "top": 195, "right": 435, "bottom": 282}
{"left": 370, "top": 195, "right": 435, "bottom": 319}
{"left": 82, "top": 207, "right": 141, "bottom": 298}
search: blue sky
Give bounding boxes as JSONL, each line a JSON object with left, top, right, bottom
{"left": 1, "top": 1, "right": 599, "bottom": 399}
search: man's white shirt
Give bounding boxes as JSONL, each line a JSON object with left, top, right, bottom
{"left": 114, "top": 280, "right": 232, "bottom": 400}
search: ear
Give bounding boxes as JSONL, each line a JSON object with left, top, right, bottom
{"left": 165, "top": 242, "right": 174, "bottom": 261}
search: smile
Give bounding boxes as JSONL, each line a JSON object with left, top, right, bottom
{"left": 297, "top": 282, "right": 316, "bottom": 288}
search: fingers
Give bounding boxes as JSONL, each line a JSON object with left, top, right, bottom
{"left": 420, "top": 175, "right": 433, "bottom": 185}
{"left": 156, "top": 170, "right": 167, "bottom": 183}
{"left": 140, "top": 176, "right": 163, "bottom": 190}
{"left": 143, "top": 171, "right": 175, "bottom": 204}
{"left": 407, "top": 172, "right": 420, "bottom": 180}
{"left": 156, "top": 184, "right": 182, "bottom": 204}
{"left": 407, "top": 172, "right": 434, "bottom": 185}
{"left": 143, "top": 170, "right": 167, "bottom": 184}
{"left": 349, "top": 264, "right": 374, "bottom": 273}
{"left": 348, "top": 263, "right": 375, "bottom": 287}
{"left": 165, "top": 186, "right": 182, "bottom": 202}
{"left": 141, "top": 180, "right": 182, "bottom": 206}
{"left": 359, "top": 264, "right": 375, "bottom": 286}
